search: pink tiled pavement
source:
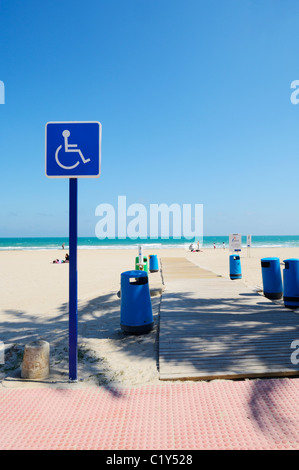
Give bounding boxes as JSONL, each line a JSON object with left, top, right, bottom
{"left": 0, "top": 378, "right": 299, "bottom": 450}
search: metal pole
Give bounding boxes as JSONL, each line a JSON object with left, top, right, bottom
{"left": 69, "top": 178, "right": 78, "bottom": 381}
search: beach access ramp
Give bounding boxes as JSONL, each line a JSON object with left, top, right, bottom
{"left": 159, "top": 257, "right": 299, "bottom": 381}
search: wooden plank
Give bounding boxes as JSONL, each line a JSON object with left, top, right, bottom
{"left": 159, "top": 363, "right": 299, "bottom": 373}
{"left": 159, "top": 367, "right": 299, "bottom": 377}
{"left": 159, "top": 329, "right": 298, "bottom": 336}
{"left": 159, "top": 371, "right": 299, "bottom": 381}
{"left": 160, "top": 340, "right": 296, "bottom": 348}
{"left": 160, "top": 333, "right": 298, "bottom": 340}
{"left": 159, "top": 358, "right": 299, "bottom": 370}
{"left": 159, "top": 356, "right": 297, "bottom": 366}
{"left": 160, "top": 346, "right": 297, "bottom": 354}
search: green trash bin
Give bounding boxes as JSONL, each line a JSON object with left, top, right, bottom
{"left": 135, "top": 256, "right": 148, "bottom": 272}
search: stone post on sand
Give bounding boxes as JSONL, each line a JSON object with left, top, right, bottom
{"left": 21, "top": 340, "right": 50, "bottom": 380}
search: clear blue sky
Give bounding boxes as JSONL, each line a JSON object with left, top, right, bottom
{"left": 0, "top": 0, "right": 299, "bottom": 237}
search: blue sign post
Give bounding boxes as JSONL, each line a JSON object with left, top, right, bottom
{"left": 69, "top": 177, "right": 78, "bottom": 381}
{"left": 46, "top": 121, "right": 102, "bottom": 381}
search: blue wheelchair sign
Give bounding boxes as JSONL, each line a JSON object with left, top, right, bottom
{"left": 46, "top": 121, "right": 101, "bottom": 178}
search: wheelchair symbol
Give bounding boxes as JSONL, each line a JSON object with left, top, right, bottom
{"left": 55, "top": 130, "right": 91, "bottom": 170}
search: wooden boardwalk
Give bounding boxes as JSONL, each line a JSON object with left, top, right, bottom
{"left": 159, "top": 257, "right": 299, "bottom": 381}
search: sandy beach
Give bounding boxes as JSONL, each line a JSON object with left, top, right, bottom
{"left": 0, "top": 246, "right": 298, "bottom": 389}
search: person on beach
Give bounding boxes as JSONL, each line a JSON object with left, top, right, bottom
{"left": 222, "top": 242, "right": 225, "bottom": 249}
{"left": 213, "top": 243, "right": 216, "bottom": 249}
{"left": 62, "top": 243, "right": 65, "bottom": 250}
{"left": 52, "top": 253, "right": 69, "bottom": 264}
{"left": 189, "top": 242, "right": 202, "bottom": 252}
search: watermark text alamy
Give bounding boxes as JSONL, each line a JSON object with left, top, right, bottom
{"left": 95, "top": 196, "right": 203, "bottom": 241}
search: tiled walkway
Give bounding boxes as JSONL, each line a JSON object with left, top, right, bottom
{"left": 1, "top": 378, "right": 299, "bottom": 449}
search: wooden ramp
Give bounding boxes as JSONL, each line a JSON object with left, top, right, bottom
{"left": 160, "top": 257, "right": 219, "bottom": 280}
{"left": 159, "top": 257, "right": 299, "bottom": 381}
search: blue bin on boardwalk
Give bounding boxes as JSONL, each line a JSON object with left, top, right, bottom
{"left": 283, "top": 259, "right": 299, "bottom": 309}
{"left": 229, "top": 254, "right": 242, "bottom": 279}
{"left": 149, "top": 254, "right": 159, "bottom": 273}
{"left": 261, "top": 257, "right": 282, "bottom": 300}
{"left": 120, "top": 270, "right": 154, "bottom": 334}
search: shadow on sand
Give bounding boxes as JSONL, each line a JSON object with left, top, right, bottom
{"left": 0, "top": 291, "right": 161, "bottom": 397}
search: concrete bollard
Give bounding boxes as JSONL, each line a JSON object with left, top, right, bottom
{"left": 21, "top": 340, "right": 50, "bottom": 380}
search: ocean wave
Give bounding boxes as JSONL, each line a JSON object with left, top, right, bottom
{"left": 0, "top": 246, "right": 60, "bottom": 251}
{"left": 0, "top": 243, "right": 190, "bottom": 251}
{"left": 0, "top": 238, "right": 299, "bottom": 251}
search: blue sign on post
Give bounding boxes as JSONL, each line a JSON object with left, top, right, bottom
{"left": 45, "top": 121, "right": 101, "bottom": 178}
{"left": 45, "top": 121, "right": 102, "bottom": 382}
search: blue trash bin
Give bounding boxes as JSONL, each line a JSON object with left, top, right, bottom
{"left": 149, "top": 254, "right": 159, "bottom": 273}
{"left": 229, "top": 254, "right": 242, "bottom": 279}
{"left": 120, "top": 270, "right": 154, "bottom": 334}
{"left": 261, "top": 257, "right": 282, "bottom": 300}
{"left": 283, "top": 259, "right": 299, "bottom": 309}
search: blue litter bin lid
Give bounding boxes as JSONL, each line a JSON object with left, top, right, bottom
{"left": 283, "top": 258, "right": 299, "bottom": 263}
{"left": 261, "top": 257, "right": 280, "bottom": 261}
{"left": 121, "top": 270, "right": 148, "bottom": 278}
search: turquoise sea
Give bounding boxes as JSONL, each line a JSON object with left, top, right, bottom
{"left": 0, "top": 235, "right": 299, "bottom": 250}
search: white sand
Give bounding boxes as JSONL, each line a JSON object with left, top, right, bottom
{"left": 0, "top": 246, "right": 297, "bottom": 389}
{"left": 186, "top": 246, "right": 299, "bottom": 291}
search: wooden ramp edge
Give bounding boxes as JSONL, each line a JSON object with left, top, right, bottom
{"left": 158, "top": 257, "right": 299, "bottom": 381}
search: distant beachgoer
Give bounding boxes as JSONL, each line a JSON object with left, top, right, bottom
{"left": 222, "top": 242, "right": 225, "bottom": 249}
{"left": 213, "top": 243, "right": 216, "bottom": 249}
{"left": 53, "top": 255, "right": 69, "bottom": 264}
{"left": 195, "top": 241, "right": 202, "bottom": 252}
{"left": 62, "top": 243, "right": 65, "bottom": 250}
